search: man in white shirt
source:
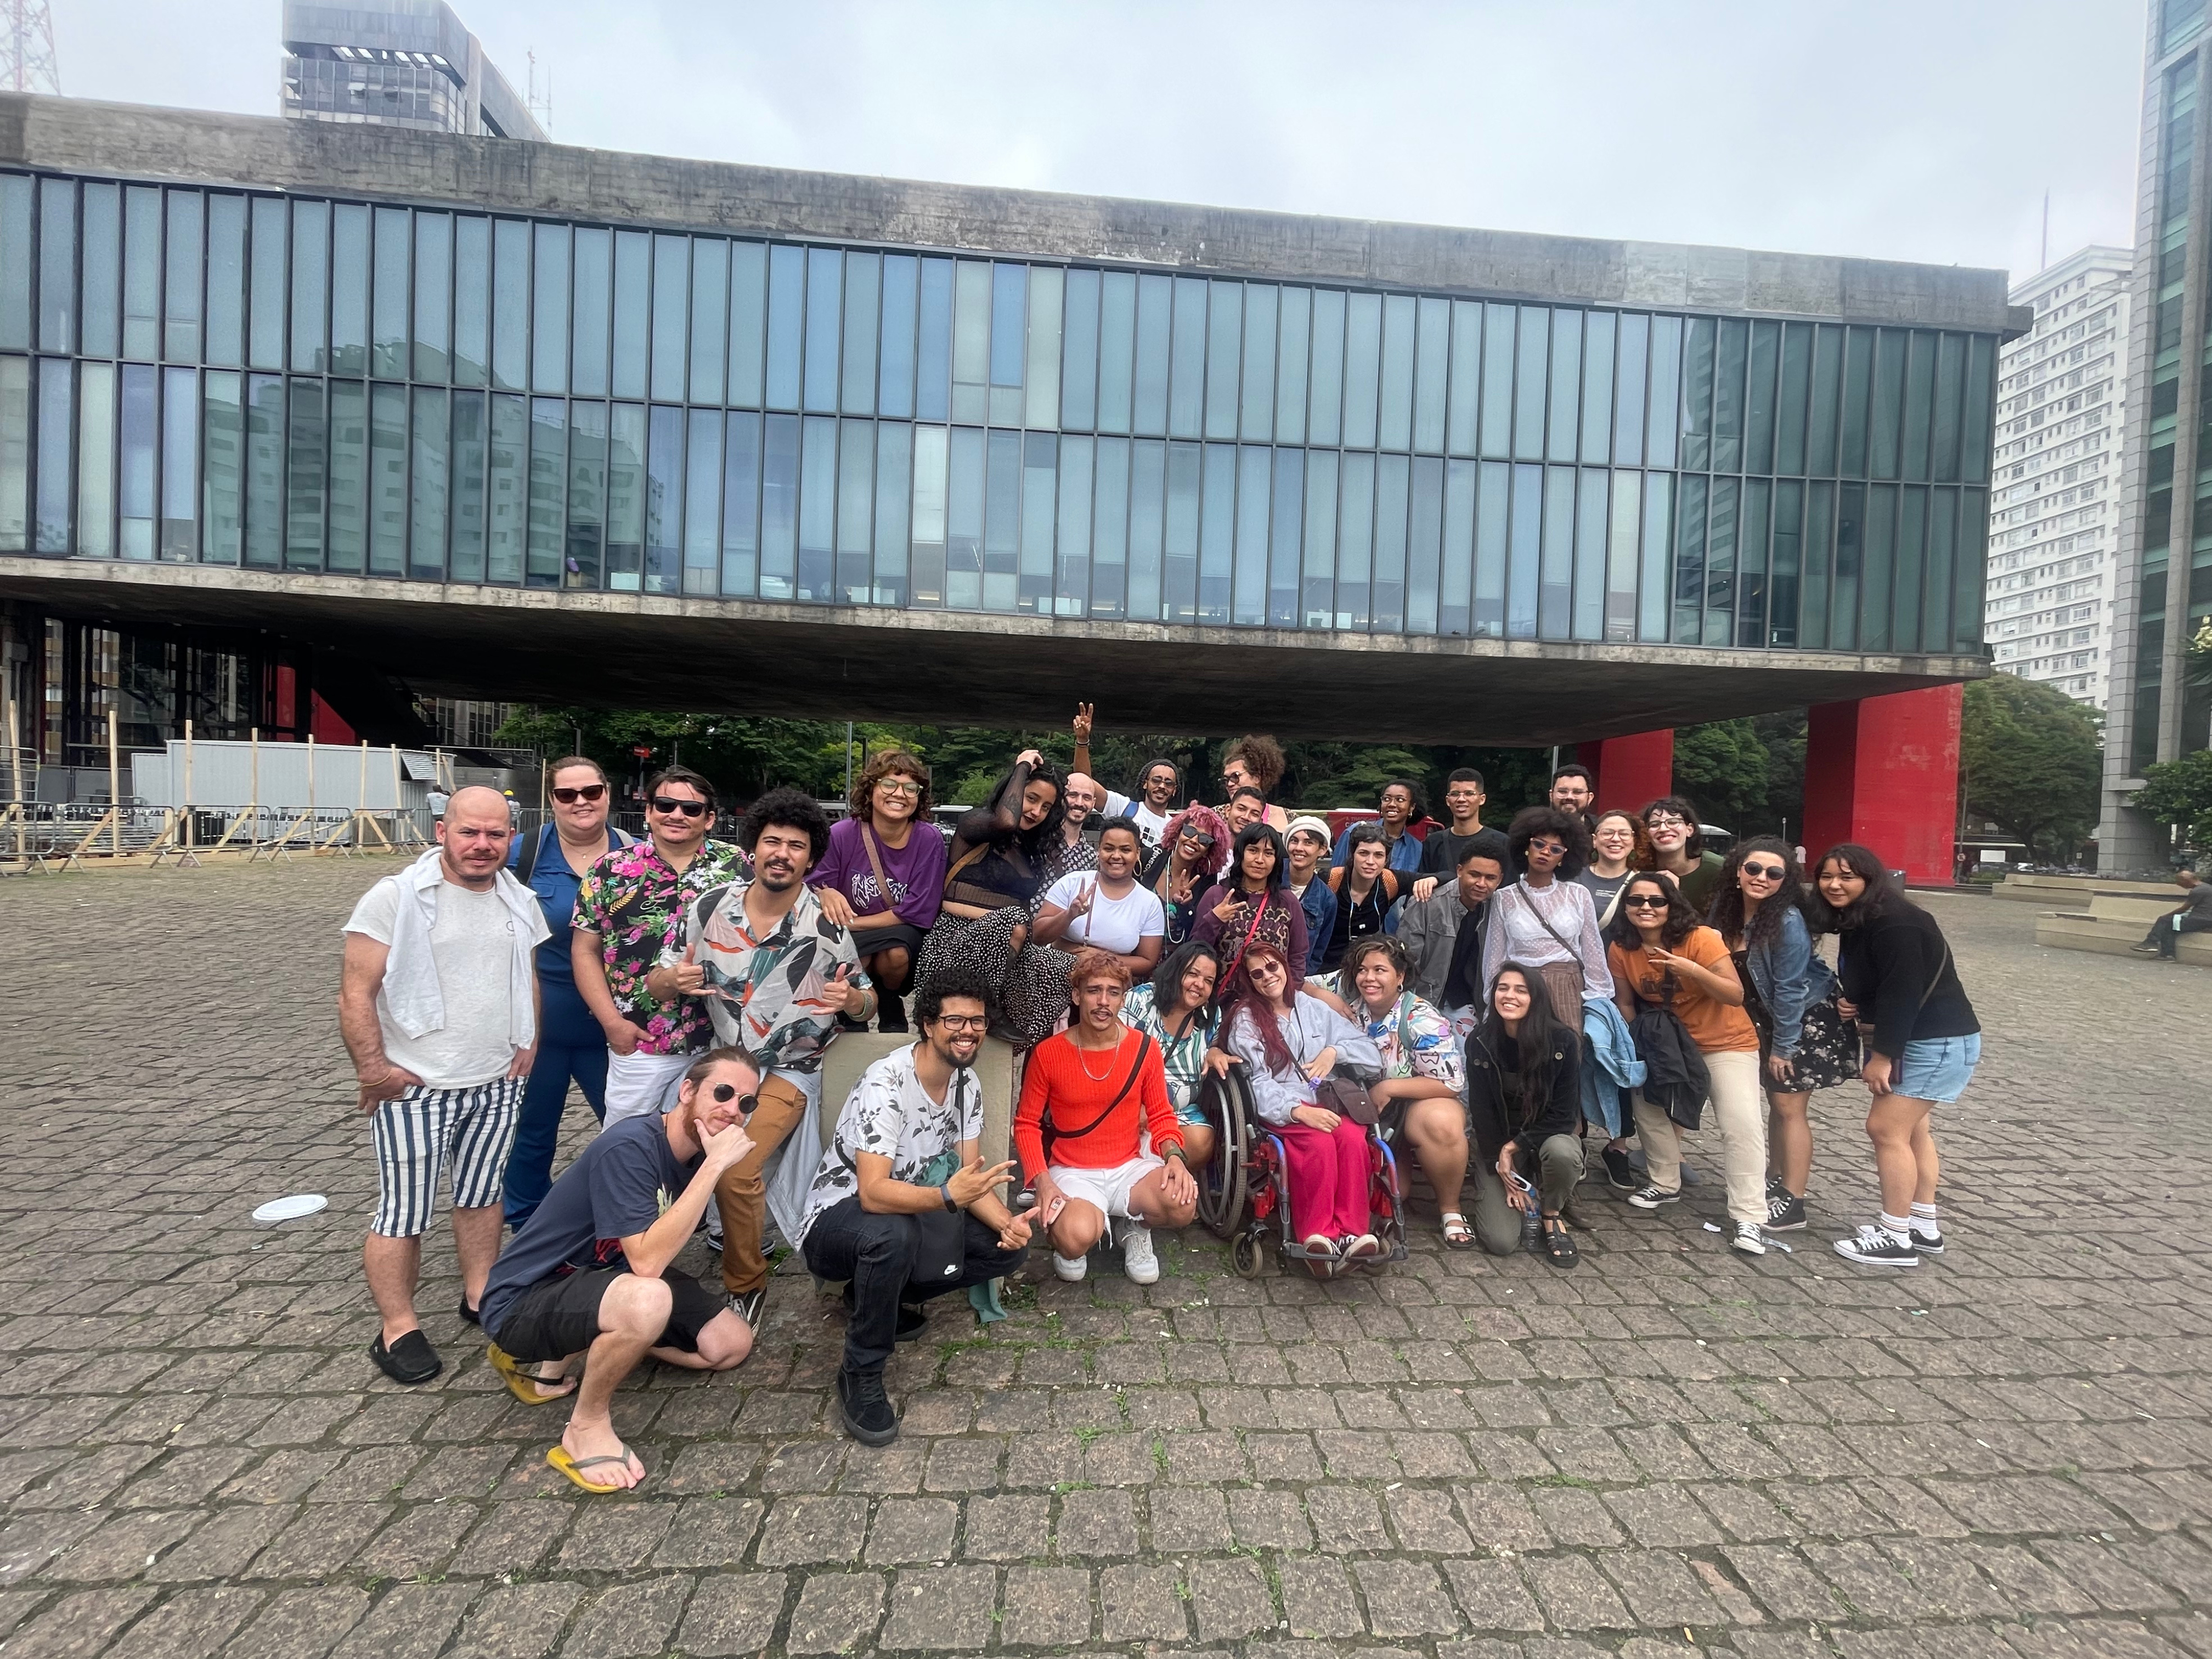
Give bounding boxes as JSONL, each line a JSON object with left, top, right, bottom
{"left": 340, "top": 786, "right": 548, "bottom": 1387}
{"left": 1069, "top": 704, "right": 1183, "bottom": 852}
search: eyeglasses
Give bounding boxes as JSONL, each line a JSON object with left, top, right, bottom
{"left": 650, "top": 796, "right": 710, "bottom": 818}
{"left": 708, "top": 1082, "right": 757, "bottom": 1111}
{"left": 551, "top": 783, "right": 607, "bottom": 804}
{"left": 1624, "top": 895, "right": 1668, "bottom": 909}
{"left": 876, "top": 780, "right": 923, "bottom": 797}
{"left": 933, "top": 1014, "right": 989, "bottom": 1031}
{"left": 1645, "top": 812, "right": 1690, "bottom": 829}
{"left": 1741, "top": 861, "right": 1787, "bottom": 881}
{"left": 1180, "top": 831, "right": 1215, "bottom": 850}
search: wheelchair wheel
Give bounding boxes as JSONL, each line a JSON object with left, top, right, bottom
{"left": 1194, "top": 1068, "right": 1250, "bottom": 1240}
{"left": 1229, "top": 1229, "right": 1264, "bottom": 1278}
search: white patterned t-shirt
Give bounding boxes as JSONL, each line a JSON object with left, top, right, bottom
{"left": 795, "top": 1044, "right": 984, "bottom": 1246}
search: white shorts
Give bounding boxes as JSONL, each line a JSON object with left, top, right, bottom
{"left": 602, "top": 1048, "right": 692, "bottom": 1127}
{"left": 1048, "top": 1154, "right": 1164, "bottom": 1223}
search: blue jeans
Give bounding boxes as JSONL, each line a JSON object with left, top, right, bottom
{"left": 502, "top": 991, "right": 610, "bottom": 1226}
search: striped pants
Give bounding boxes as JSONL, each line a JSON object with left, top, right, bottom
{"left": 370, "top": 1079, "right": 523, "bottom": 1238}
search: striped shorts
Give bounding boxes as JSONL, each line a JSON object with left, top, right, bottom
{"left": 370, "top": 1079, "right": 524, "bottom": 1237}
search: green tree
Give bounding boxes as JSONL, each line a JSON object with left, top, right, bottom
{"left": 2133, "top": 748, "right": 2212, "bottom": 852}
{"left": 1960, "top": 673, "right": 2103, "bottom": 862}
{"left": 1672, "top": 718, "right": 1773, "bottom": 832}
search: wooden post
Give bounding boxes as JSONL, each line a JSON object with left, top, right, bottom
{"left": 107, "top": 709, "right": 120, "bottom": 856}
{"left": 183, "top": 719, "right": 194, "bottom": 853}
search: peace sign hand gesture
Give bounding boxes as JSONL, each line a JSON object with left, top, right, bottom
{"left": 1071, "top": 703, "right": 1094, "bottom": 743}
{"left": 1065, "top": 879, "right": 1097, "bottom": 919}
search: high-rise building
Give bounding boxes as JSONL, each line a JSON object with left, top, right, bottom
{"left": 2104, "top": 0, "right": 2212, "bottom": 866}
{"left": 279, "top": 1, "right": 543, "bottom": 141}
{"left": 1986, "top": 246, "right": 2131, "bottom": 707}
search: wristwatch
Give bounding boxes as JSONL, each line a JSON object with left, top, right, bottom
{"left": 939, "top": 1183, "right": 957, "bottom": 1213}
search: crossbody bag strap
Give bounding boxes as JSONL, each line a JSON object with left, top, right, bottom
{"left": 858, "top": 821, "right": 896, "bottom": 912}
{"left": 1518, "top": 883, "right": 1585, "bottom": 967}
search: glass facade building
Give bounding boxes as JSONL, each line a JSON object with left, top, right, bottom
{"left": 0, "top": 169, "right": 1997, "bottom": 661}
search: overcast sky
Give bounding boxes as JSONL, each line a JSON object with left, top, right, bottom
{"left": 53, "top": 1, "right": 2148, "bottom": 287}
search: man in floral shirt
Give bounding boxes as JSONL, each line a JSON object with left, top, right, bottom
{"left": 571, "top": 767, "right": 744, "bottom": 1127}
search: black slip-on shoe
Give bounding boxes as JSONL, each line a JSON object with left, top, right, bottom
{"left": 370, "top": 1329, "right": 442, "bottom": 1385}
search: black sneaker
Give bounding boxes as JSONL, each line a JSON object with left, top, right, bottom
{"left": 1602, "top": 1147, "right": 1638, "bottom": 1190}
{"left": 841, "top": 1284, "right": 929, "bottom": 1342}
{"left": 1766, "top": 1190, "right": 1807, "bottom": 1231}
{"left": 837, "top": 1364, "right": 900, "bottom": 1446}
{"left": 1625, "top": 1184, "right": 1680, "bottom": 1210}
{"left": 876, "top": 995, "right": 909, "bottom": 1034}
{"left": 727, "top": 1287, "right": 768, "bottom": 1328}
{"left": 1910, "top": 1227, "right": 1945, "bottom": 1256}
{"left": 836, "top": 1012, "right": 870, "bottom": 1034}
{"left": 1833, "top": 1225, "right": 1918, "bottom": 1268}
{"left": 370, "top": 1329, "right": 442, "bottom": 1386}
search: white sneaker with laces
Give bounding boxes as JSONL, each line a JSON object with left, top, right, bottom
{"left": 1730, "top": 1220, "right": 1767, "bottom": 1256}
{"left": 1052, "top": 1251, "right": 1088, "bottom": 1282}
{"left": 1121, "top": 1223, "right": 1159, "bottom": 1285}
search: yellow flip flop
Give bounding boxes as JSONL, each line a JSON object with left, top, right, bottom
{"left": 546, "top": 1443, "right": 639, "bottom": 1493}
{"left": 486, "top": 1343, "right": 575, "bottom": 1406}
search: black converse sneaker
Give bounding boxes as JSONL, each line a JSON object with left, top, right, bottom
{"left": 1909, "top": 1225, "right": 1945, "bottom": 1256}
{"left": 1626, "top": 1183, "right": 1680, "bottom": 1210}
{"left": 1833, "top": 1224, "right": 1918, "bottom": 1267}
{"left": 1766, "top": 1189, "right": 1807, "bottom": 1231}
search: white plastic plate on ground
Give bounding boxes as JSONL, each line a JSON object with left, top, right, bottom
{"left": 251, "top": 1194, "right": 328, "bottom": 1224}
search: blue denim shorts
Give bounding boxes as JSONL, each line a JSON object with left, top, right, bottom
{"left": 1894, "top": 1034, "right": 1980, "bottom": 1104}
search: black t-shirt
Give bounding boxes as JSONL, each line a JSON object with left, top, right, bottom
{"left": 1324, "top": 881, "right": 1391, "bottom": 970}
{"left": 479, "top": 1114, "right": 701, "bottom": 1336}
{"left": 1418, "top": 826, "right": 1511, "bottom": 878}
{"left": 1444, "top": 901, "right": 1488, "bottom": 1010}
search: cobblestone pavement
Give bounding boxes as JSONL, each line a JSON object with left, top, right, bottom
{"left": 1, "top": 859, "right": 2208, "bottom": 1659}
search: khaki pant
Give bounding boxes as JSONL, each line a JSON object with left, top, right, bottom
{"left": 715, "top": 1071, "right": 808, "bottom": 1297}
{"left": 1630, "top": 1048, "right": 1768, "bottom": 1226}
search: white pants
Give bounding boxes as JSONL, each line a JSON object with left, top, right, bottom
{"left": 1630, "top": 1048, "right": 1768, "bottom": 1226}
{"left": 602, "top": 1049, "right": 692, "bottom": 1127}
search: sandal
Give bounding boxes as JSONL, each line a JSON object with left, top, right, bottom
{"left": 546, "top": 1443, "right": 640, "bottom": 1493}
{"left": 1541, "top": 1217, "right": 1579, "bottom": 1269}
{"left": 487, "top": 1343, "right": 577, "bottom": 1406}
{"left": 1440, "top": 1212, "right": 1476, "bottom": 1250}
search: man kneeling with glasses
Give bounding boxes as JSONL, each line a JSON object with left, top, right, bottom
{"left": 477, "top": 1049, "right": 759, "bottom": 1493}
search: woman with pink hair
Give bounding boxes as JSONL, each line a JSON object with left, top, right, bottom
{"left": 1139, "top": 804, "right": 1229, "bottom": 949}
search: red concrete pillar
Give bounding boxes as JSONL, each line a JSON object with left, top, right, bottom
{"left": 1577, "top": 729, "right": 1675, "bottom": 814}
{"left": 1799, "top": 684, "right": 1961, "bottom": 886}
{"left": 309, "top": 693, "right": 357, "bottom": 745}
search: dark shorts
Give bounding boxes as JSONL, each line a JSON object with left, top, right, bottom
{"left": 859, "top": 922, "right": 928, "bottom": 960}
{"left": 485, "top": 1266, "right": 721, "bottom": 1363}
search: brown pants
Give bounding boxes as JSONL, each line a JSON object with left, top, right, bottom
{"left": 715, "top": 1071, "right": 808, "bottom": 1297}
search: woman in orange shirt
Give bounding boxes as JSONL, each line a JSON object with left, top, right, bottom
{"left": 1605, "top": 871, "right": 1771, "bottom": 1257}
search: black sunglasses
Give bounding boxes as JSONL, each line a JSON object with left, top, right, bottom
{"left": 551, "top": 783, "right": 607, "bottom": 804}
{"left": 1624, "top": 894, "right": 1668, "bottom": 909}
{"left": 1181, "top": 830, "right": 1215, "bottom": 850}
{"left": 651, "top": 796, "right": 711, "bottom": 817}
{"left": 709, "top": 1082, "right": 757, "bottom": 1111}
{"left": 1741, "top": 861, "right": 1787, "bottom": 881}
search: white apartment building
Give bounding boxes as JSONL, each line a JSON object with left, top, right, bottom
{"left": 1985, "top": 246, "right": 2132, "bottom": 706}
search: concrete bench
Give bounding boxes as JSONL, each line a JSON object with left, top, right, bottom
{"left": 2036, "top": 907, "right": 2212, "bottom": 964}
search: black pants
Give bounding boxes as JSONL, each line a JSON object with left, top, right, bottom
{"left": 800, "top": 1197, "right": 1011, "bottom": 1372}
{"left": 2145, "top": 915, "right": 2212, "bottom": 957}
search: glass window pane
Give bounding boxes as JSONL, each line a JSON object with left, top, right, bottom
{"left": 1923, "top": 487, "right": 1956, "bottom": 652}
{"left": 161, "top": 365, "right": 199, "bottom": 558}
{"left": 569, "top": 226, "right": 611, "bottom": 397}
{"left": 722, "top": 409, "right": 761, "bottom": 596}
{"left": 1056, "top": 432, "right": 1092, "bottom": 616}
{"left": 651, "top": 235, "right": 689, "bottom": 403}
{"left": 34, "top": 357, "right": 71, "bottom": 552}
{"left": 1514, "top": 308, "right": 1549, "bottom": 462}
{"left": 916, "top": 256, "right": 951, "bottom": 422}
{"left": 1443, "top": 300, "right": 1480, "bottom": 458}
{"left": 1401, "top": 296, "right": 1442, "bottom": 456}
{"left": 368, "top": 381, "right": 405, "bottom": 574}
{"left": 1132, "top": 273, "right": 1170, "bottom": 436}
{"left": 1478, "top": 302, "right": 1514, "bottom": 460}
{"left": 1475, "top": 459, "right": 1508, "bottom": 637}
{"left": 1541, "top": 465, "right": 1575, "bottom": 637}
{"left": 1606, "top": 467, "right": 1640, "bottom": 643}
{"left": 1683, "top": 319, "right": 1719, "bottom": 476}
{"left": 1274, "top": 286, "right": 1310, "bottom": 447}
{"left": 1024, "top": 266, "right": 1062, "bottom": 430}
{"left": 1672, "top": 475, "right": 1706, "bottom": 644}
{"left": 879, "top": 253, "right": 918, "bottom": 421}
{"left": 1060, "top": 267, "right": 1099, "bottom": 431}
{"left": 1336, "top": 450, "right": 1374, "bottom": 630}
{"left": 1892, "top": 484, "right": 1926, "bottom": 650}
{"left": 729, "top": 242, "right": 767, "bottom": 408}
{"left": 1240, "top": 283, "right": 1277, "bottom": 443}
{"left": 409, "top": 387, "right": 447, "bottom": 579}
{"left": 1703, "top": 475, "right": 1736, "bottom": 646}
{"left": 1645, "top": 315, "right": 1681, "bottom": 470}
{"left": 1232, "top": 442, "right": 1268, "bottom": 624}
{"left": 490, "top": 218, "right": 527, "bottom": 391}
{"left": 1773, "top": 323, "right": 1810, "bottom": 477}
{"left": 685, "top": 409, "right": 722, "bottom": 597}
{"left": 38, "top": 178, "right": 76, "bottom": 355}
{"left": 81, "top": 181, "right": 120, "bottom": 359}
{"left": 1091, "top": 433, "right": 1129, "bottom": 619}
{"left": 874, "top": 420, "right": 911, "bottom": 604}
{"left": 1308, "top": 288, "right": 1346, "bottom": 449}
{"left": 1576, "top": 311, "right": 1615, "bottom": 467}
{"left": 842, "top": 251, "right": 880, "bottom": 416}
{"left": 77, "top": 361, "right": 115, "bottom": 558}
{"left": 945, "top": 424, "right": 983, "bottom": 608}
{"left": 1962, "top": 337, "right": 1995, "bottom": 483}
{"left": 1573, "top": 467, "right": 1606, "bottom": 641}
{"left": 1838, "top": 328, "right": 1873, "bottom": 477}
{"left": 1807, "top": 324, "right": 1842, "bottom": 476}
{"left": 452, "top": 216, "right": 488, "bottom": 387}
{"left": 1163, "top": 439, "right": 1199, "bottom": 622}
{"left": 1441, "top": 457, "right": 1474, "bottom": 636}
{"left": 951, "top": 259, "right": 989, "bottom": 424}
{"left": 983, "top": 427, "right": 1020, "bottom": 611}
{"left": 1205, "top": 281, "right": 1243, "bottom": 442}
{"left": 370, "top": 206, "right": 408, "bottom": 379}
{"left": 687, "top": 238, "right": 728, "bottom": 405}
{"left": 1743, "top": 319, "right": 1779, "bottom": 476}
{"left": 910, "top": 421, "right": 947, "bottom": 607}
{"left": 1300, "top": 448, "right": 1336, "bottom": 627}
{"left": 766, "top": 245, "right": 804, "bottom": 411}
{"left": 1798, "top": 478, "right": 1832, "bottom": 647}
{"left": 124, "top": 185, "right": 162, "bottom": 360}
{"left": 525, "top": 396, "right": 565, "bottom": 587}
{"left": 1768, "top": 477, "right": 1802, "bottom": 646}
{"left": 1930, "top": 332, "right": 1963, "bottom": 483}
{"left": 0, "top": 175, "right": 29, "bottom": 352}
{"left": 1342, "top": 292, "right": 1383, "bottom": 450}
{"left": 1711, "top": 318, "right": 1745, "bottom": 473}
{"left": 449, "top": 388, "right": 485, "bottom": 582}
{"left": 1268, "top": 447, "right": 1301, "bottom": 627}
{"left": 990, "top": 263, "right": 1027, "bottom": 388}
{"left": 1831, "top": 482, "right": 1863, "bottom": 648}
{"left": 120, "top": 363, "right": 157, "bottom": 559}
{"left": 165, "top": 191, "right": 205, "bottom": 362}
{"left": 1859, "top": 482, "right": 1895, "bottom": 650}
{"left": 1508, "top": 462, "right": 1541, "bottom": 637}
{"left": 485, "top": 391, "right": 524, "bottom": 583}
{"left": 1372, "top": 452, "right": 1409, "bottom": 631}
{"left": 1169, "top": 277, "right": 1207, "bottom": 441}
{"left": 1613, "top": 314, "right": 1648, "bottom": 468}
{"left": 588, "top": 402, "right": 628, "bottom": 589}
{"left": 1868, "top": 331, "right": 1905, "bottom": 481}
{"left": 762, "top": 411, "right": 804, "bottom": 599}
{"left": 1547, "top": 310, "right": 1581, "bottom": 465}
{"left": 1379, "top": 294, "right": 1418, "bottom": 453}
{"left": 286, "top": 376, "right": 325, "bottom": 571}
{"left": 653, "top": 404, "right": 690, "bottom": 594}
{"left": 329, "top": 207, "right": 369, "bottom": 378}
{"left": 1127, "top": 437, "right": 1165, "bottom": 620}
{"left": 1735, "top": 477, "right": 1770, "bottom": 647}
{"left": 1019, "top": 431, "right": 1056, "bottom": 612}
{"left": 530, "top": 224, "right": 569, "bottom": 394}
{"left": 411, "top": 211, "right": 450, "bottom": 382}
{"left": 1639, "top": 472, "right": 1673, "bottom": 642}
{"left": 244, "top": 374, "right": 283, "bottom": 568}
{"left": 799, "top": 413, "right": 836, "bottom": 600}
{"left": 1900, "top": 332, "right": 1934, "bottom": 482}
{"left": 1406, "top": 454, "right": 1442, "bottom": 632}
{"left": 1098, "top": 270, "right": 1136, "bottom": 435}
{"left": 613, "top": 230, "right": 651, "bottom": 401}
{"left": 836, "top": 415, "right": 873, "bottom": 603}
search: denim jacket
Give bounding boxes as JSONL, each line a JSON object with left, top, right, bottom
{"left": 1742, "top": 905, "right": 1834, "bottom": 1060}
{"left": 1578, "top": 995, "right": 1645, "bottom": 1139}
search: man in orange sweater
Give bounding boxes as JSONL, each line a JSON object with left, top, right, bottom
{"left": 1015, "top": 950, "right": 1197, "bottom": 1285}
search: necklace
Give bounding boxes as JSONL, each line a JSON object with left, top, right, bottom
{"left": 1075, "top": 1029, "right": 1120, "bottom": 1080}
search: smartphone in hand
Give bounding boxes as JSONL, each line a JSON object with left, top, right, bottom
{"left": 1042, "top": 1194, "right": 1067, "bottom": 1225}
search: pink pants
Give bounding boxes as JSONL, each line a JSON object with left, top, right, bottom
{"left": 1275, "top": 1116, "right": 1372, "bottom": 1239}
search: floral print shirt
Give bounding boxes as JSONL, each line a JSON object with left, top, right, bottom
{"left": 667, "top": 874, "right": 868, "bottom": 1076}
{"left": 796, "top": 1043, "right": 981, "bottom": 1246}
{"left": 1358, "top": 989, "right": 1466, "bottom": 1095}
{"left": 570, "top": 838, "right": 743, "bottom": 1056}
{"left": 1120, "top": 981, "right": 1220, "bottom": 1120}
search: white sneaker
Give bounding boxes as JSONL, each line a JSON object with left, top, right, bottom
{"left": 1121, "top": 1223, "right": 1159, "bottom": 1285}
{"left": 1051, "top": 1251, "right": 1088, "bottom": 1282}
{"left": 1730, "top": 1221, "right": 1767, "bottom": 1256}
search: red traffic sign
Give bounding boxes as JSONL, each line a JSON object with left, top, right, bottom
{"left": 631, "top": 745, "right": 654, "bottom": 759}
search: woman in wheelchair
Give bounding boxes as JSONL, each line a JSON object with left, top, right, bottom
{"left": 1223, "top": 943, "right": 1389, "bottom": 1263}
{"left": 1465, "top": 964, "right": 1584, "bottom": 1267}
{"left": 1335, "top": 938, "right": 1473, "bottom": 1249}
{"left": 1120, "top": 941, "right": 1231, "bottom": 1170}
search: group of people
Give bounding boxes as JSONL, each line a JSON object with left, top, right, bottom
{"left": 335, "top": 714, "right": 1980, "bottom": 1480}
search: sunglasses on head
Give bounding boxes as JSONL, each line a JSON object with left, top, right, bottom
{"left": 651, "top": 795, "right": 710, "bottom": 818}
{"left": 1741, "top": 861, "right": 1787, "bottom": 881}
{"left": 708, "top": 1082, "right": 757, "bottom": 1111}
{"left": 551, "top": 783, "right": 607, "bottom": 804}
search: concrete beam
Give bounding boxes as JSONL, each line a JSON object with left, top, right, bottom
{"left": 0, "top": 93, "right": 2017, "bottom": 332}
{"left": 0, "top": 556, "right": 1990, "bottom": 747}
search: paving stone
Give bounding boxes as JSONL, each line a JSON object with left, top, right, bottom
{"left": 560, "top": 1576, "right": 692, "bottom": 1658}
{"left": 1229, "top": 1487, "right": 1314, "bottom": 1551}
{"left": 962, "top": 1493, "right": 1049, "bottom": 1560}
{"left": 105, "top": 1585, "right": 262, "bottom": 1659}
{"left": 0, "top": 1588, "right": 158, "bottom": 1659}
{"left": 999, "top": 1566, "right": 1093, "bottom": 1647}
{"left": 224, "top": 1585, "right": 371, "bottom": 1659}
{"left": 1152, "top": 1486, "right": 1231, "bottom": 1554}
{"left": 865, "top": 1497, "right": 958, "bottom": 1565}
{"left": 672, "top": 1573, "right": 789, "bottom": 1657}
{"left": 326, "top": 1583, "right": 481, "bottom": 1659}
{"left": 785, "top": 1571, "right": 887, "bottom": 1654}
{"left": 1441, "top": 1557, "right": 1547, "bottom": 1633}
{"left": 654, "top": 1496, "right": 765, "bottom": 1569}
{"left": 755, "top": 1496, "right": 872, "bottom": 1567}
{"left": 1097, "top": 1562, "right": 1188, "bottom": 1643}
{"left": 1353, "top": 1559, "right": 1464, "bottom": 1636}
{"left": 1058, "top": 1487, "right": 1139, "bottom": 1557}
{"left": 881, "top": 1564, "right": 996, "bottom": 1649}
{"left": 1189, "top": 1556, "right": 1277, "bottom": 1641}
{"left": 1278, "top": 1556, "right": 1365, "bottom": 1638}
{"left": 444, "top": 1581, "right": 583, "bottom": 1659}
